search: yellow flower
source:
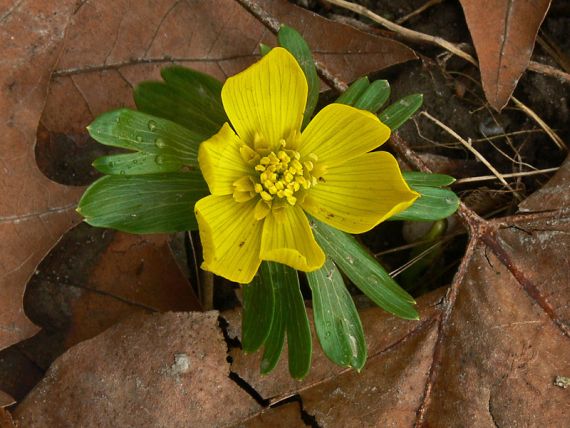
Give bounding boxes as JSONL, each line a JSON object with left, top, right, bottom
{"left": 195, "top": 47, "right": 419, "bottom": 283}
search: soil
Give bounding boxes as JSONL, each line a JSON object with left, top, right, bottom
{"left": 2, "top": 0, "right": 568, "bottom": 406}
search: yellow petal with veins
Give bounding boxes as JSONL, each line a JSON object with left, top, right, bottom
{"left": 260, "top": 206, "right": 325, "bottom": 271}
{"left": 299, "top": 103, "right": 391, "bottom": 167}
{"left": 221, "top": 47, "right": 307, "bottom": 150}
{"left": 302, "top": 152, "right": 419, "bottom": 233}
{"left": 195, "top": 195, "right": 263, "bottom": 283}
{"left": 198, "top": 123, "right": 250, "bottom": 196}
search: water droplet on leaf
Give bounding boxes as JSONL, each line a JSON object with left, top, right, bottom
{"left": 155, "top": 138, "right": 166, "bottom": 149}
{"left": 148, "top": 120, "right": 157, "bottom": 131}
{"left": 155, "top": 155, "right": 164, "bottom": 165}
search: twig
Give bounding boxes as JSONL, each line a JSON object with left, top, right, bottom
{"left": 325, "top": 0, "right": 570, "bottom": 84}
{"left": 455, "top": 167, "right": 560, "bottom": 184}
{"left": 528, "top": 61, "right": 570, "bottom": 82}
{"left": 511, "top": 96, "right": 567, "bottom": 150}
{"left": 396, "top": 0, "right": 443, "bottom": 25}
{"left": 420, "top": 111, "right": 517, "bottom": 194}
{"left": 325, "top": 0, "right": 478, "bottom": 66}
{"left": 325, "top": 0, "right": 568, "bottom": 152}
{"left": 390, "top": 241, "right": 442, "bottom": 277}
{"left": 200, "top": 271, "right": 214, "bottom": 311}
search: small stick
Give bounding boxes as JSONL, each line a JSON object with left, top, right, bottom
{"left": 325, "top": 0, "right": 570, "bottom": 83}
{"left": 396, "top": 0, "right": 443, "bottom": 25}
{"left": 326, "top": 0, "right": 478, "bottom": 66}
{"left": 325, "top": 0, "right": 568, "bottom": 152}
{"left": 455, "top": 167, "right": 560, "bottom": 184}
{"left": 420, "top": 111, "right": 516, "bottom": 194}
{"left": 528, "top": 61, "right": 570, "bottom": 82}
{"left": 200, "top": 271, "right": 214, "bottom": 311}
{"left": 511, "top": 96, "right": 567, "bottom": 151}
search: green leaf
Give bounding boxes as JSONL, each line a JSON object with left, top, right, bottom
{"left": 77, "top": 172, "right": 209, "bottom": 233}
{"left": 260, "top": 269, "right": 286, "bottom": 375}
{"left": 134, "top": 66, "right": 227, "bottom": 139}
{"left": 336, "top": 77, "right": 370, "bottom": 106}
{"left": 258, "top": 262, "right": 312, "bottom": 378}
{"left": 242, "top": 272, "right": 275, "bottom": 354}
{"left": 311, "top": 218, "right": 419, "bottom": 320}
{"left": 390, "top": 186, "right": 460, "bottom": 222}
{"left": 259, "top": 43, "right": 272, "bottom": 56}
{"left": 403, "top": 171, "right": 455, "bottom": 187}
{"left": 352, "top": 79, "right": 390, "bottom": 113}
{"left": 307, "top": 258, "right": 367, "bottom": 370}
{"left": 278, "top": 25, "right": 319, "bottom": 128}
{"left": 281, "top": 263, "right": 312, "bottom": 379}
{"left": 88, "top": 109, "right": 201, "bottom": 175}
{"left": 259, "top": 262, "right": 290, "bottom": 376}
{"left": 92, "top": 152, "right": 190, "bottom": 176}
{"left": 379, "top": 94, "right": 423, "bottom": 130}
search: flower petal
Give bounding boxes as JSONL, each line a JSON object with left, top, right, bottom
{"left": 221, "top": 47, "right": 307, "bottom": 149}
{"left": 299, "top": 103, "right": 391, "bottom": 166}
{"left": 302, "top": 152, "right": 419, "bottom": 233}
{"left": 260, "top": 206, "right": 325, "bottom": 272}
{"left": 195, "top": 195, "right": 263, "bottom": 283}
{"left": 197, "top": 123, "right": 250, "bottom": 196}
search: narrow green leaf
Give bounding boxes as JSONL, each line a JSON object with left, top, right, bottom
{"left": 311, "top": 218, "right": 419, "bottom": 320}
{"left": 281, "top": 263, "right": 312, "bottom": 379}
{"left": 134, "top": 67, "right": 227, "bottom": 138}
{"left": 242, "top": 272, "right": 275, "bottom": 353}
{"left": 307, "top": 258, "right": 366, "bottom": 370}
{"left": 278, "top": 25, "right": 319, "bottom": 128}
{"left": 403, "top": 171, "right": 455, "bottom": 187}
{"left": 92, "top": 152, "right": 189, "bottom": 175}
{"left": 259, "top": 262, "right": 287, "bottom": 375}
{"left": 77, "top": 172, "right": 209, "bottom": 233}
{"left": 352, "top": 79, "right": 390, "bottom": 113}
{"left": 390, "top": 186, "right": 460, "bottom": 222}
{"left": 336, "top": 77, "right": 370, "bottom": 106}
{"left": 88, "top": 109, "right": 201, "bottom": 175}
{"left": 379, "top": 94, "right": 423, "bottom": 130}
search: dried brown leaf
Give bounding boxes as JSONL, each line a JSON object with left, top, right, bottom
{"left": 0, "top": 0, "right": 83, "bottom": 351}
{"left": 13, "top": 312, "right": 261, "bottom": 427}
{"left": 459, "top": 0, "right": 551, "bottom": 110}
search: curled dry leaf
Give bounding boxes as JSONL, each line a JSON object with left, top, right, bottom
{"left": 1, "top": 0, "right": 416, "bottom": 356}
{"left": 23, "top": 225, "right": 199, "bottom": 358}
{"left": 0, "top": 0, "right": 84, "bottom": 351}
{"left": 459, "top": 0, "right": 551, "bottom": 111}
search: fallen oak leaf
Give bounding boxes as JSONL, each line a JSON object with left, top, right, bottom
{"left": 225, "top": 160, "right": 569, "bottom": 426}
{"left": 18, "top": 225, "right": 200, "bottom": 368}
{"left": 0, "top": 408, "right": 15, "bottom": 428}
{"left": 0, "top": 0, "right": 84, "bottom": 351}
{"left": 13, "top": 312, "right": 262, "bottom": 427}
{"left": 459, "top": 0, "right": 551, "bottom": 111}
{"left": 43, "top": 0, "right": 416, "bottom": 137}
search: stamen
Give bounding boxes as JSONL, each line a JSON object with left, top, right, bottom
{"left": 251, "top": 149, "right": 323, "bottom": 208}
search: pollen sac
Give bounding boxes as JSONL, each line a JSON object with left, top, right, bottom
{"left": 252, "top": 149, "right": 316, "bottom": 207}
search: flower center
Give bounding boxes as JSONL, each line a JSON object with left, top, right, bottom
{"left": 253, "top": 150, "right": 312, "bottom": 206}
{"left": 232, "top": 135, "right": 326, "bottom": 221}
